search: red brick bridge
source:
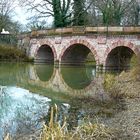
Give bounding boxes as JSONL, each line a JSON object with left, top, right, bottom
{"left": 18, "top": 26, "right": 140, "bottom": 70}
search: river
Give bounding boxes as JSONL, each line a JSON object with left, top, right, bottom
{"left": 0, "top": 62, "right": 114, "bottom": 139}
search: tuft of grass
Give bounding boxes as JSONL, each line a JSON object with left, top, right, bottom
{"left": 71, "top": 122, "right": 115, "bottom": 140}
{"left": 4, "top": 133, "right": 11, "bottom": 140}
{"left": 40, "top": 105, "right": 70, "bottom": 140}
{"left": 103, "top": 74, "right": 116, "bottom": 91}
{"left": 130, "top": 54, "right": 139, "bottom": 68}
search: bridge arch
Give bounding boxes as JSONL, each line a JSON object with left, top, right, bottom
{"left": 104, "top": 40, "right": 140, "bottom": 71}
{"left": 35, "top": 40, "right": 57, "bottom": 63}
{"left": 59, "top": 39, "right": 98, "bottom": 65}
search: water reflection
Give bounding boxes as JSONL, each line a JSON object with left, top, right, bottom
{"left": 35, "top": 64, "right": 54, "bottom": 82}
{"left": 61, "top": 66, "right": 96, "bottom": 89}
{"left": 0, "top": 63, "right": 110, "bottom": 139}
{"left": 30, "top": 65, "right": 96, "bottom": 91}
{"left": 0, "top": 63, "right": 28, "bottom": 86}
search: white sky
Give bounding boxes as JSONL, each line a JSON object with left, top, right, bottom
{"left": 13, "top": 6, "right": 28, "bottom": 25}
{"left": 13, "top": 0, "right": 53, "bottom": 27}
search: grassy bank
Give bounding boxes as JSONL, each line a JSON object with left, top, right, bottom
{"left": 0, "top": 44, "right": 33, "bottom": 62}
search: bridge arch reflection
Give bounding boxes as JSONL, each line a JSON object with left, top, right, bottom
{"left": 60, "top": 66, "right": 95, "bottom": 89}
{"left": 28, "top": 65, "right": 99, "bottom": 96}
{"left": 29, "top": 64, "right": 56, "bottom": 86}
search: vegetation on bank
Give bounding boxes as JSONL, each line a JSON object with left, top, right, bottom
{"left": 104, "top": 55, "right": 140, "bottom": 99}
{"left": 40, "top": 105, "right": 115, "bottom": 140}
{"left": 103, "top": 55, "right": 140, "bottom": 139}
{"left": 4, "top": 105, "right": 116, "bottom": 140}
{"left": 0, "top": 44, "right": 33, "bottom": 62}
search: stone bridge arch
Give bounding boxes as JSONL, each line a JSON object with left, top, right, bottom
{"left": 34, "top": 40, "right": 57, "bottom": 63}
{"left": 104, "top": 40, "right": 140, "bottom": 70}
{"left": 59, "top": 39, "right": 99, "bottom": 65}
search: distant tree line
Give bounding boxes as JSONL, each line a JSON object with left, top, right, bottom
{"left": 20, "top": 0, "right": 140, "bottom": 29}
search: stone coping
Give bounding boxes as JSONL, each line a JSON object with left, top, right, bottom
{"left": 19, "top": 26, "right": 140, "bottom": 38}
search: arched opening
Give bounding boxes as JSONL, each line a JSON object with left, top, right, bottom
{"left": 106, "top": 46, "right": 135, "bottom": 71}
{"left": 35, "top": 45, "right": 54, "bottom": 63}
{"left": 61, "top": 44, "right": 96, "bottom": 65}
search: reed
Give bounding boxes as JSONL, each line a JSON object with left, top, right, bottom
{"left": 40, "top": 105, "right": 70, "bottom": 140}
{"left": 40, "top": 105, "right": 115, "bottom": 140}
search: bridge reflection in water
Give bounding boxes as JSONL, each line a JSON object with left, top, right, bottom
{"left": 28, "top": 64, "right": 105, "bottom": 130}
{"left": 28, "top": 64, "right": 102, "bottom": 98}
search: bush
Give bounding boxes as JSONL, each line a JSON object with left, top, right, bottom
{"left": 104, "top": 54, "right": 140, "bottom": 99}
{"left": 103, "top": 74, "right": 116, "bottom": 91}
{"left": 0, "top": 44, "right": 32, "bottom": 62}
{"left": 130, "top": 54, "right": 139, "bottom": 68}
{"left": 130, "top": 54, "right": 140, "bottom": 80}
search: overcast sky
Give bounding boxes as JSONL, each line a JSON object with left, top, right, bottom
{"left": 13, "top": 0, "right": 53, "bottom": 28}
{"left": 14, "top": 7, "right": 28, "bottom": 24}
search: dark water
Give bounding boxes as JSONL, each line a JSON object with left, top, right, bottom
{"left": 0, "top": 63, "right": 114, "bottom": 139}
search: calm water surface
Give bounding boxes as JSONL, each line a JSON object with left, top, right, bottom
{"left": 0, "top": 62, "right": 105, "bottom": 139}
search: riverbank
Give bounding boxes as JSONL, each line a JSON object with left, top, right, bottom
{"left": 40, "top": 66, "right": 140, "bottom": 140}
{"left": 104, "top": 65, "right": 140, "bottom": 139}
{"left": 107, "top": 98, "right": 140, "bottom": 140}
{"left": 0, "top": 44, "right": 33, "bottom": 62}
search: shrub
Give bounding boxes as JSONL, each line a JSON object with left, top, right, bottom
{"left": 104, "top": 54, "right": 140, "bottom": 99}
{"left": 131, "top": 54, "right": 140, "bottom": 80}
{"left": 103, "top": 74, "right": 116, "bottom": 91}
{"left": 0, "top": 44, "right": 32, "bottom": 62}
{"left": 130, "top": 54, "right": 139, "bottom": 68}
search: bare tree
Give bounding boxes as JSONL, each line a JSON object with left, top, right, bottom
{"left": 89, "top": 0, "right": 137, "bottom": 26}
{"left": 19, "top": 0, "right": 139, "bottom": 28}
{"left": 0, "top": 0, "right": 16, "bottom": 31}
{"left": 20, "top": 0, "right": 72, "bottom": 28}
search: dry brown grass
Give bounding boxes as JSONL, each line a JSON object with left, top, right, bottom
{"left": 40, "top": 105, "right": 116, "bottom": 140}
{"left": 104, "top": 55, "right": 140, "bottom": 99}
{"left": 4, "top": 133, "right": 11, "bottom": 140}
